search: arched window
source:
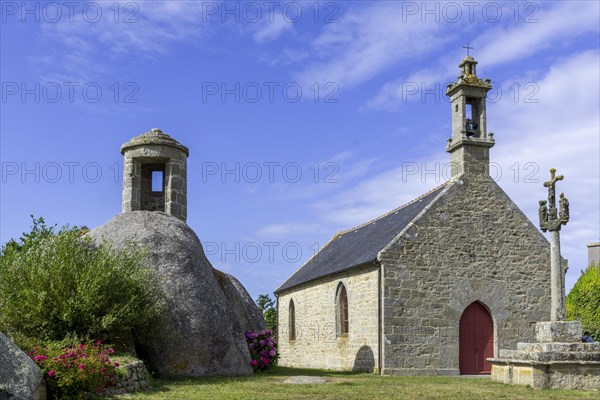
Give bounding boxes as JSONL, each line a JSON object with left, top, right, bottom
{"left": 288, "top": 299, "right": 296, "bottom": 341}
{"left": 336, "top": 283, "right": 349, "bottom": 337}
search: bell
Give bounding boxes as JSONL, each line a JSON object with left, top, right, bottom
{"left": 465, "top": 119, "right": 477, "bottom": 137}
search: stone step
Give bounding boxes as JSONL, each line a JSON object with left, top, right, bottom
{"left": 498, "top": 349, "right": 600, "bottom": 363}
{"left": 516, "top": 342, "right": 600, "bottom": 352}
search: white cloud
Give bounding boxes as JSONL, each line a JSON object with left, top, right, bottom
{"left": 253, "top": 13, "right": 293, "bottom": 43}
{"left": 251, "top": 152, "right": 384, "bottom": 243}
{"left": 367, "top": 1, "right": 600, "bottom": 110}
{"left": 259, "top": 151, "right": 380, "bottom": 203}
{"left": 475, "top": 1, "right": 600, "bottom": 67}
{"left": 256, "top": 223, "right": 328, "bottom": 237}
{"left": 490, "top": 50, "right": 600, "bottom": 290}
{"left": 36, "top": 2, "right": 211, "bottom": 81}
{"left": 258, "top": 48, "right": 310, "bottom": 66}
{"left": 294, "top": 3, "right": 450, "bottom": 88}
{"left": 313, "top": 160, "right": 446, "bottom": 227}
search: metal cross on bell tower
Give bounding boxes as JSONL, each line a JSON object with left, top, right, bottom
{"left": 538, "top": 168, "right": 570, "bottom": 322}
{"left": 463, "top": 42, "right": 474, "bottom": 57}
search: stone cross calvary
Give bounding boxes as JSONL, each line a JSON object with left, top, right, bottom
{"left": 538, "top": 168, "right": 570, "bottom": 321}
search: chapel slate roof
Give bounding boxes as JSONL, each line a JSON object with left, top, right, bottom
{"left": 275, "top": 183, "right": 448, "bottom": 293}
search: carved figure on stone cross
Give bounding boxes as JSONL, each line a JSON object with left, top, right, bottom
{"left": 548, "top": 206, "right": 558, "bottom": 222}
{"left": 559, "top": 193, "right": 570, "bottom": 224}
{"left": 538, "top": 200, "right": 549, "bottom": 232}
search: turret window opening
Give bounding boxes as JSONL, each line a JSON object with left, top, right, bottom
{"left": 152, "top": 170, "right": 164, "bottom": 192}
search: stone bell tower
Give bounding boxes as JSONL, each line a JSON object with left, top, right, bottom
{"left": 445, "top": 55, "right": 495, "bottom": 177}
{"left": 120, "top": 128, "right": 189, "bottom": 222}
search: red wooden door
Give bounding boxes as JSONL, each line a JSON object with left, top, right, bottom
{"left": 459, "top": 302, "right": 493, "bottom": 374}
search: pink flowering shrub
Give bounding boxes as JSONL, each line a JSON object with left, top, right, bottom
{"left": 245, "top": 330, "right": 278, "bottom": 371}
{"left": 29, "top": 340, "right": 119, "bottom": 399}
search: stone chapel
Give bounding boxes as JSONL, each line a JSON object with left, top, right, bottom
{"left": 275, "top": 56, "right": 554, "bottom": 375}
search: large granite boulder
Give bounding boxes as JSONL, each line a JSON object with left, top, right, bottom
{"left": 87, "top": 211, "right": 263, "bottom": 377}
{"left": 213, "top": 269, "right": 267, "bottom": 333}
{"left": 0, "top": 333, "right": 46, "bottom": 400}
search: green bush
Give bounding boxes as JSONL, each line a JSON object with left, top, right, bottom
{"left": 566, "top": 262, "right": 600, "bottom": 340}
{"left": 29, "top": 338, "right": 120, "bottom": 399}
{"left": 256, "top": 294, "right": 277, "bottom": 335}
{"left": 0, "top": 216, "right": 165, "bottom": 346}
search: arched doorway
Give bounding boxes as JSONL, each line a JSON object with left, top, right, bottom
{"left": 459, "top": 302, "right": 493, "bottom": 374}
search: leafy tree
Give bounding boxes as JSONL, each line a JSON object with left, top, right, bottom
{"left": 256, "top": 294, "right": 277, "bottom": 335}
{"left": 0, "top": 216, "right": 165, "bottom": 348}
{"left": 566, "top": 262, "right": 600, "bottom": 341}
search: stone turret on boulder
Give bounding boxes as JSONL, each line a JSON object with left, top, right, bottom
{"left": 86, "top": 129, "right": 265, "bottom": 377}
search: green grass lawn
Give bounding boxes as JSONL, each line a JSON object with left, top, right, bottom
{"left": 115, "top": 367, "right": 597, "bottom": 400}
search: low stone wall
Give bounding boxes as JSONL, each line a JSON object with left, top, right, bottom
{"left": 102, "top": 361, "right": 150, "bottom": 396}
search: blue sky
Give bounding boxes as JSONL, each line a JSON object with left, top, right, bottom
{"left": 1, "top": 1, "right": 599, "bottom": 300}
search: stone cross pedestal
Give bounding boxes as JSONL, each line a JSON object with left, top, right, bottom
{"left": 488, "top": 168, "right": 600, "bottom": 390}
